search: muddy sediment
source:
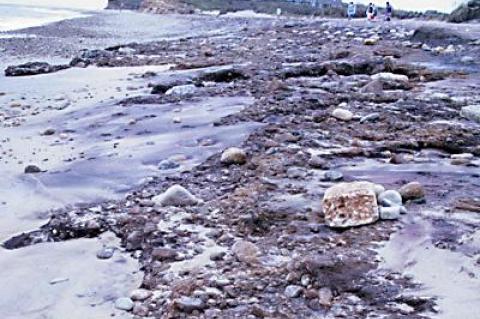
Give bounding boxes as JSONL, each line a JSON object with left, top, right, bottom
{"left": 1, "top": 12, "right": 480, "bottom": 319}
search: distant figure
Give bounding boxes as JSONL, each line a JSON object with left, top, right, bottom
{"left": 373, "top": 4, "right": 378, "bottom": 19}
{"left": 366, "top": 3, "right": 375, "bottom": 21}
{"left": 385, "top": 2, "right": 393, "bottom": 21}
{"left": 347, "top": 2, "right": 356, "bottom": 20}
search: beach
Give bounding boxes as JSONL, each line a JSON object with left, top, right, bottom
{"left": 0, "top": 4, "right": 480, "bottom": 319}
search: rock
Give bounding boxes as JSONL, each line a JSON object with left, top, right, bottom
{"left": 451, "top": 153, "right": 474, "bottom": 160}
{"left": 232, "top": 240, "right": 261, "bottom": 264}
{"left": 284, "top": 285, "right": 303, "bottom": 298}
{"left": 412, "top": 26, "right": 466, "bottom": 46}
{"left": 360, "top": 80, "right": 384, "bottom": 94}
{"left": 220, "top": 147, "right": 247, "bottom": 165}
{"left": 461, "top": 105, "right": 480, "bottom": 123}
{"left": 152, "top": 247, "right": 178, "bottom": 261}
{"left": 115, "top": 297, "right": 134, "bottom": 311}
{"left": 195, "top": 66, "right": 248, "bottom": 83}
{"left": 371, "top": 72, "right": 409, "bottom": 83}
{"left": 5, "top": 62, "right": 69, "bottom": 76}
{"left": 41, "top": 128, "right": 56, "bottom": 136}
{"left": 151, "top": 76, "right": 192, "bottom": 94}
{"left": 96, "top": 247, "right": 115, "bottom": 259}
{"left": 378, "top": 190, "right": 403, "bottom": 207}
{"left": 461, "top": 56, "right": 475, "bottom": 64}
{"left": 24, "top": 165, "right": 42, "bottom": 174}
{"left": 360, "top": 113, "right": 380, "bottom": 123}
{"left": 451, "top": 153, "right": 474, "bottom": 165}
{"left": 130, "top": 289, "right": 152, "bottom": 301}
{"left": 322, "top": 182, "right": 380, "bottom": 228}
{"left": 308, "top": 155, "right": 328, "bottom": 169}
{"left": 379, "top": 206, "right": 403, "bottom": 220}
{"left": 152, "top": 185, "right": 200, "bottom": 207}
{"left": 399, "top": 182, "right": 425, "bottom": 201}
{"left": 132, "top": 304, "right": 149, "bottom": 316}
{"left": 331, "top": 108, "right": 353, "bottom": 121}
{"left": 431, "top": 92, "right": 450, "bottom": 101}
{"left": 318, "top": 287, "right": 334, "bottom": 306}
{"left": 322, "top": 170, "right": 343, "bottom": 182}
{"left": 165, "top": 84, "right": 197, "bottom": 96}
{"left": 174, "top": 296, "right": 205, "bottom": 313}
{"left": 364, "top": 38, "right": 378, "bottom": 46}
{"left": 158, "top": 159, "right": 180, "bottom": 170}
{"left": 126, "top": 231, "right": 143, "bottom": 251}
{"left": 287, "top": 167, "right": 308, "bottom": 179}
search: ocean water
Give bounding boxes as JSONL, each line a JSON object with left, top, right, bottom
{"left": 0, "top": 1, "right": 107, "bottom": 32}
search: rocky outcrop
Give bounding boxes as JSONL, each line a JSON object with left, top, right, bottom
{"left": 411, "top": 26, "right": 467, "bottom": 45}
{"left": 141, "top": 0, "right": 193, "bottom": 14}
{"left": 107, "top": 0, "right": 143, "bottom": 10}
{"left": 5, "top": 62, "right": 69, "bottom": 77}
{"left": 448, "top": 0, "right": 480, "bottom": 23}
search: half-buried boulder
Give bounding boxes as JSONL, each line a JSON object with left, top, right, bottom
{"left": 152, "top": 185, "right": 200, "bottom": 207}
{"left": 322, "top": 182, "right": 380, "bottom": 228}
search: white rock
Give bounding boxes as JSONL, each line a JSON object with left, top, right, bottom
{"left": 371, "top": 72, "right": 409, "bottom": 83}
{"left": 284, "top": 285, "right": 303, "bottom": 298}
{"left": 165, "top": 84, "right": 197, "bottom": 96}
{"left": 379, "top": 206, "right": 403, "bottom": 220}
{"left": 431, "top": 92, "right": 450, "bottom": 101}
{"left": 378, "top": 190, "right": 403, "bottom": 207}
{"left": 115, "top": 297, "right": 134, "bottom": 311}
{"left": 152, "top": 185, "right": 200, "bottom": 207}
{"left": 451, "top": 153, "right": 474, "bottom": 160}
{"left": 461, "top": 56, "right": 474, "bottom": 64}
{"left": 221, "top": 147, "right": 247, "bottom": 165}
{"left": 364, "top": 38, "right": 378, "bottom": 45}
{"left": 332, "top": 108, "right": 353, "bottom": 121}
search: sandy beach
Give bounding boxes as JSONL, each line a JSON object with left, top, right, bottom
{"left": 0, "top": 5, "right": 480, "bottom": 319}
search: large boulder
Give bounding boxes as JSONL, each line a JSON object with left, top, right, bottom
{"left": 5, "top": 62, "right": 69, "bottom": 77}
{"left": 448, "top": 0, "right": 480, "bottom": 23}
{"left": 322, "top": 182, "right": 380, "bottom": 228}
{"left": 411, "top": 26, "right": 467, "bottom": 46}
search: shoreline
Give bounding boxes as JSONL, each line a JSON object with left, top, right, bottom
{"left": 0, "top": 9, "right": 480, "bottom": 319}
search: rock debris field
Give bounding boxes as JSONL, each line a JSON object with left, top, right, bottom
{"left": 0, "top": 11, "right": 480, "bottom": 319}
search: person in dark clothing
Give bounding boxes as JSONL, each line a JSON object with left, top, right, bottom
{"left": 366, "top": 3, "right": 374, "bottom": 20}
{"left": 385, "top": 2, "right": 393, "bottom": 21}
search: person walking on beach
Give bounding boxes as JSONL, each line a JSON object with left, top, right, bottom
{"left": 385, "top": 2, "right": 393, "bottom": 21}
{"left": 366, "top": 3, "right": 374, "bottom": 21}
{"left": 347, "top": 2, "right": 356, "bottom": 20}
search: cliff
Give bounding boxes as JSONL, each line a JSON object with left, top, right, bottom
{"left": 448, "top": 0, "right": 480, "bottom": 23}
